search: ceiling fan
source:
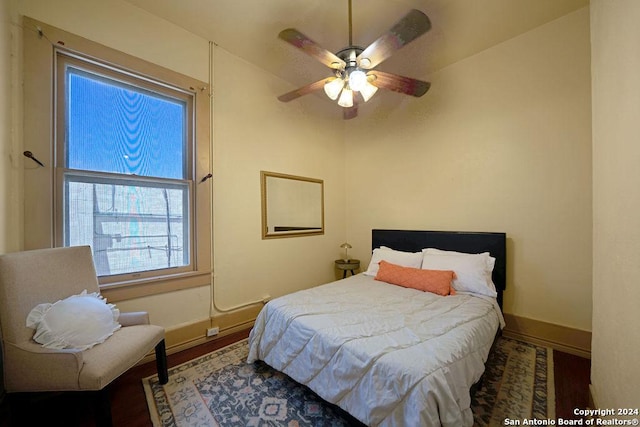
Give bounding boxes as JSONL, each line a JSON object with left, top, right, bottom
{"left": 277, "top": 0, "right": 432, "bottom": 120}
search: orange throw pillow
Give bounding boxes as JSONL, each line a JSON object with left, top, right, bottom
{"left": 375, "top": 260, "right": 457, "bottom": 296}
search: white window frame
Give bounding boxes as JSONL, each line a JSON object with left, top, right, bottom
{"left": 23, "top": 17, "right": 212, "bottom": 301}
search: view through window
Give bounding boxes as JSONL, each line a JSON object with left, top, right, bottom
{"left": 60, "top": 56, "right": 194, "bottom": 278}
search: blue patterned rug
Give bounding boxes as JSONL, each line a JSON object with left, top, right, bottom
{"left": 471, "top": 337, "right": 555, "bottom": 426}
{"left": 143, "top": 337, "right": 554, "bottom": 426}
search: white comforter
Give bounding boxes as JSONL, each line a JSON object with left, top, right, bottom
{"left": 247, "top": 274, "right": 504, "bottom": 427}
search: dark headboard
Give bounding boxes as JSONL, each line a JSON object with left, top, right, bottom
{"left": 372, "top": 229, "right": 507, "bottom": 308}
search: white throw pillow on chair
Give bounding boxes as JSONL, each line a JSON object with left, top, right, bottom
{"left": 26, "top": 290, "right": 121, "bottom": 350}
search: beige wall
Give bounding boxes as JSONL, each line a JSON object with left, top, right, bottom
{"left": 591, "top": 0, "right": 640, "bottom": 409}
{"left": 212, "top": 47, "right": 345, "bottom": 309}
{"left": 12, "top": 0, "right": 346, "bottom": 332}
{"left": 0, "top": 0, "right": 21, "bottom": 255}
{"left": 5, "top": 1, "right": 599, "bottom": 347}
{"left": 0, "top": 0, "right": 10, "bottom": 253}
{"left": 345, "top": 8, "right": 592, "bottom": 332}
{"left": 18, "top": 0, "right": 209, "bottom": 82}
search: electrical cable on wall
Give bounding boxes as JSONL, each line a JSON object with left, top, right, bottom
{"left": 207, "top": 41, "right": 267, "bottom": 316}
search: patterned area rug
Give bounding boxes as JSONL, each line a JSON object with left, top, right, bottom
{"left": 143, "top": 336, "right": 554, "bottom": 427}
{"left": 472, "top": 337, "right": 555, "bottom": 426}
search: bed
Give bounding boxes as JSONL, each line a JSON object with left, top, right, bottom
{"left": 247, "top": 229, "right": 506, "bottom": 426}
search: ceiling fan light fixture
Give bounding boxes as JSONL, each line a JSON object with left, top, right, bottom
{"left": 324, "top": 78, "right": 345, "bottom": 100}
{"left": 338, "top": 88, "right": 354, "bottom": 108}
{"left": 360, "top": 81, "right": 379, "bottom": 102}
{"left": 276, "top": 5, "right": 432, "bottom": 119}
{"left": 348, "top": 69, "right": 367, "bottom": 92}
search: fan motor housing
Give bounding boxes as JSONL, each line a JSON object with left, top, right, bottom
{"left": 336, "top": 46, "right": 364, "bottom": 66}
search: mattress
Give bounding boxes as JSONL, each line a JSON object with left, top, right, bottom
{"left": 247, "top": 273, "right": 504, "bottom": 426}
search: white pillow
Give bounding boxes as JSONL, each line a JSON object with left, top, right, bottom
{"left": 26, "top": 290, "right": 121, "bottom": 350}
{"left": 420, "top": 251, "right": 497, "bottom": 298}
{"left": 422, "top": 248, "right": 496, "bottom": 272}
{"left": 364, "top": 247, "right": 423, "bottom": 276}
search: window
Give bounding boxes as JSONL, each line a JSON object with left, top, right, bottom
{"left": 57, "top": 55, "right": 194, "bottom": 280}
{"left": 23, "top": 18, "right": 211, "bottom": 299}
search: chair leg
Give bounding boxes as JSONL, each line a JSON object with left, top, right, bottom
{"left": 93, "top": 388, "right": 113, "bottom": 427}
{"left": 155, "top": 339, "right": 169, "bottom": 385}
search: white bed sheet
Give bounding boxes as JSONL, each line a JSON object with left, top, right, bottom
{"left": 247, "top": 273, "right": 503, "bottom": 427}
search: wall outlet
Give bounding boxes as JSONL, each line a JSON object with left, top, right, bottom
{"left": 206, "top": 326, "right": 219, "bottom": 337}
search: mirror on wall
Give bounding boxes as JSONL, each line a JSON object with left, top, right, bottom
{"left": 261, "top": 171, "right": 324, "bottom": 239}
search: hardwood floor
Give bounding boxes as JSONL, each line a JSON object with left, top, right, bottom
{"left": 0, "top": 330, "right": 590, "bottom": 426}
{"left": 553, "top": 350, "right": 592, "bottom": 420}
{"left": 0, "top": 330, "right": 250, "bottom": 427}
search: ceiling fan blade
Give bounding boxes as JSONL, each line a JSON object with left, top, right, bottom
{"left": 357, "top": 9, "right": 431, "bottom": 70}
{"left": 277, "top": 77, "right": 334, "bottom": 102}
{"left": 279, "top": 29, "right": 346, "bottom": 69}
{"left": 343, "top": 101, "right": 358, "bottom": 120}
{"left": 368, "top": 70, "right": 430, "bottom": 97}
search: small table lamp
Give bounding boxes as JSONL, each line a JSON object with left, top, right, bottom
{"left": 340, "top": 242, "right": 352, "bottom": 262}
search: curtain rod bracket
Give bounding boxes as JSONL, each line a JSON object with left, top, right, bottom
{"left": 23, "top": 151, "right": 45, "bottom": 167}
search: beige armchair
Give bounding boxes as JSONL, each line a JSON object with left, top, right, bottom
{"left": 0, "top": 246, "right": 168, "bottom": 426}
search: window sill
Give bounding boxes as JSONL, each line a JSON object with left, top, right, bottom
{"left": 100, "top": 270, "right": 211, "bottom": 302}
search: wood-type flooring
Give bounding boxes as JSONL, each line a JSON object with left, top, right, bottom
{"left": 0, "top": 329, "right": 591, "bottom": 427}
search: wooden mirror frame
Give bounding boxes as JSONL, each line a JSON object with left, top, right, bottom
{"left": 261, "top": 171, "right": 324, "bottom": 239}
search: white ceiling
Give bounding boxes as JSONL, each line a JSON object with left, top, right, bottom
{"left": 123, "top": 0, "right": 588, "bottom": 103}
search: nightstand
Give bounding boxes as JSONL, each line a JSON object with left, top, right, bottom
{"left": 335, "top": 259, "right": 360, "bottom": 278}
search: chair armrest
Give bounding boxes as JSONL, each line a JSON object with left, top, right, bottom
{"left": 3, "top": 341, "right": 84, "bottom": 392}
{"left": 118, "top": 311, "right": 150, "bottom": 326}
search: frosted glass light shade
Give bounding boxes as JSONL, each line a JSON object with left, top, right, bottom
{"left": 338, "top": 88, "right": 353, "bottom": 107}
{"left": 348, "top": 69, "right": 367, "bottom": 92}
{"left": 324, "top": 78, "right": 344, "bottom": 100}
{"left": 340, "top": 242, "right": 352, "bottom": 261}
{"left": 360, "top": 82, "right": 379, "bottom": 102}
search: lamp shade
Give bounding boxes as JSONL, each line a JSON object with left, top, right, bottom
{"left": 340, "top": 242, "right": 352, "bottom": 261}
{"left": 348, "top": 69, "right": 367, "bottom": 92}
{"left": 324, "top": 78, "right": 344, "bottom": 100}
{"left": 338, "top": 88, "right": 353, "bottom": 108}
{"left": 359, "top": 81, "right": 379, "bottom": 102}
